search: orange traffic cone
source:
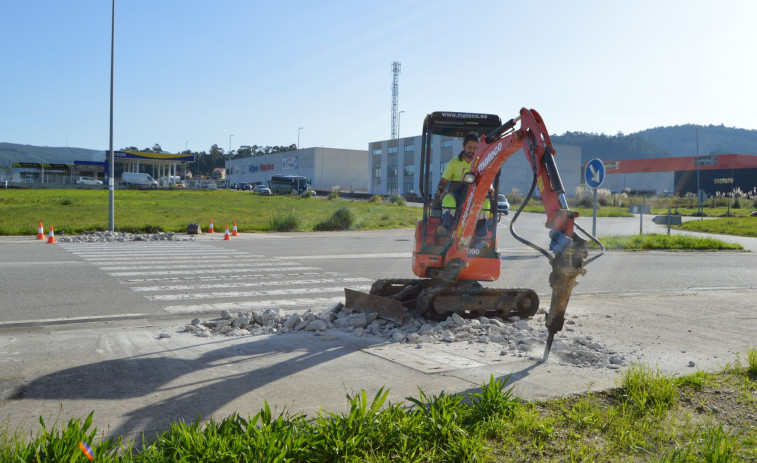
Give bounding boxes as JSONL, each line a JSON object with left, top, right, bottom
{"left": 223, "top": 225, "right": 231, "bottom": 240}
{"left": 231, "top": 221, "right": 239, "bottom": 236}
{"left": 47, "top": 226, "right": 57, "bottom": 244}
{"left": 208, "top": 220, "right": 215, "bottom": 233}
{"left": 36, "top": 222, "right": 45, "bottom": 240}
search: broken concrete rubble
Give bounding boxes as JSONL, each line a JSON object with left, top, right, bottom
{"left": 181, "top": 303, "right": 627, "bottom": 369}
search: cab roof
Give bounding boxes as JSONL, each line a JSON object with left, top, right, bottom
{"left": 425, "top": 112, "right": 502, "bottom": 138}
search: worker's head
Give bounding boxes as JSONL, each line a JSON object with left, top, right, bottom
{"left": 462, "top": 132, "right": 478, "bottom": 161}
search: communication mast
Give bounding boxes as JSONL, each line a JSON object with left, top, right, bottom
{"left": 391, "top": 61, "right": 401, "bottom": 139}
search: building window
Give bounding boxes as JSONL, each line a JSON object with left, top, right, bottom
{"left": 372, "top": 177, "right": 381, "bottom": 185}
{"left": 403, "top": 165, "right": 415, "bottom": 176}
{"left": 386, "top": 182, "right": 398, "bottom": 194}
{"left": 386, "top": 165, "right": 398, "bottom": 177}
{"left": 403, "top": 145, "right": 415, "bottom": 152}
{"left": 388, "top": 146, "right": 398, "bottom": 154}
{"left": 403, "top": 181, "right": 414, "bottom": 194}
{"left": 441, "top": 139, "right": 454, "bottom": 148}
{"left": 372, "top": 154, "right": 382, "bottom": 167}
{"left": 440, "top": 161, "right": 448, "bottom": 173}
{"left": 372, "top": 167, "right": 381, "bottom": 178}
{"left": 371, "top": 148, "right": 382, "bottom": 155}
{"left": 403, "top": 150, "right": 414, "bottom": 166}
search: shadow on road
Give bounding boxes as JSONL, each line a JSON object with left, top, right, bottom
{"left": 20, "top": 333, "right": 379, "bottom": 442}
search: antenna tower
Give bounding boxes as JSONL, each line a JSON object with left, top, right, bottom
{"left": 391, "top": 61, "right": 401, "bottom": 139}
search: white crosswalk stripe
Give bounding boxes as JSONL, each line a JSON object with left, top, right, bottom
{"left": 59, "top": 241, "right": 363, "bottom": 316}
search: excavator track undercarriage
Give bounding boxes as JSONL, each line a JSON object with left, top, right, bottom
{"left": 366, "top": 278, "right": 539, "bottom": 321}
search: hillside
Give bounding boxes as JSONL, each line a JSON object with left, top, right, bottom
{"left": 0, "top": 142, "right": 103, "bottom": 167}
{"left": 552, "top": 124, "right": 757, "bottom": 164}
{"left": 635, "top": 124, "right": 757, "bottom": 157}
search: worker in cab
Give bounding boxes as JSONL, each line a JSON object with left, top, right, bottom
{"left": 433, "top": 132, "right": 494, "bottom": 236}
{"left": 434, "top": 132, "right": 479, "bottom": 201}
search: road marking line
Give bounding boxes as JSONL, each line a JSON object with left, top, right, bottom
{"left": 106, "top": 266, "right": 314, "bottom": 277}
{"left": 98, "top": 261, "right": 300, "bottom": 271}
{"left": 121, "top": 269, "right": 328, "bottom": 283}
{"left": 132, "top": 277, "right": 373, "bottom": 292}
{"left": 146, "top": 285, "right": 369, "bottom": 301}
{"left": 278, "top": 253, "right": 410, "bottom": 260}
{"left": 162, "top": 297, "right": 345, "bottom": 314}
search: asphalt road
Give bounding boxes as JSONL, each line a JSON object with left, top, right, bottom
{"left": 1, "top": 212, "right": 753, "bottom": 325}
{"left": 0, "top": 212, "right": 755, "bottom": 443}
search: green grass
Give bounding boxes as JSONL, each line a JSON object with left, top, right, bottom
{"left": 675, "top": 216, "right": 757, "bottom": 238}
{"left": 594, "top": 233, "right": 744, "bottom": 251}
{"left": 3, "top": 352, "right": 756, "bottom": 462}
{"left": 0, "top": 190, "right": 421, "bottom": 235}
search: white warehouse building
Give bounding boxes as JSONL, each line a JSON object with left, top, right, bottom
{"left": 368, "top": 135, "right": 582, "bottom": 199}
{"left": 226, "top": 147, "right": 370, "bottom": 193}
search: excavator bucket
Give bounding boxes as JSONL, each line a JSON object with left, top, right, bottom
{"left": 344, "top": 288, "right": 405, "bottom": 324}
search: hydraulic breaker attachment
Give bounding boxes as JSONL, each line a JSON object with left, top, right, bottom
{"left": 539, "top": 233, "right": 589, "bottom": 363}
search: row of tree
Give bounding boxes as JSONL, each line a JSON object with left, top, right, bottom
{"left": 119, "top": 143, "right": 298, "bottom": 178}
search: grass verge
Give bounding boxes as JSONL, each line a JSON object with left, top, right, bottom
{"left": 0, "top": 190, "right": 421, "bottom": 235}
{"left": 594, "top": 233, "right": 744, "bottom": 251}
{"left": 3, "top": 349, "right": 755, "bottom": 462}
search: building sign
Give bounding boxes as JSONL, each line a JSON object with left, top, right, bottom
{"left": 249, "top": 163, "right": 275, "bottom": 173}
{"left": 714, "top": 178, "right": 733, "bottom": 184}
{"left": 694, "top": 155, "right": 718, "bottom": 166}
{"left": 604, "top": 161, "right": 620, "bottom": 170}
{"left": 282, "top": 156, "right": 298, "bottom": 170}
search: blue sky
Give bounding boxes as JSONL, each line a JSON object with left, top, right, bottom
{"left": 2, "top": 1, "right": 755, "bottom": 154}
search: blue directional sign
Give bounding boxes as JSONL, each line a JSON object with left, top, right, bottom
{"left": 585, "top": 158, "right": 606, "bottom": 189}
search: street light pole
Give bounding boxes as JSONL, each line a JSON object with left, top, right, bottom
{"left": 108, "top": 0, "right": 115, "bottom": 232}
{"left": 696, "top": 126, "right": 701, "bottom": 216}
{"left": 228, "top": 134, "right": 234, "bottom": 188}
{"left": 398, "top": 110, "right": 404, "bottom": 141}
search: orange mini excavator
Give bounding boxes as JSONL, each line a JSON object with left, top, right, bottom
{"left": 345, "top": 108, "right": 604, "bottom": 361}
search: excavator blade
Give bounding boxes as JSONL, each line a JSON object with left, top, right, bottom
{"left": 344, "top": 288, "right": 405, "bottom": 324}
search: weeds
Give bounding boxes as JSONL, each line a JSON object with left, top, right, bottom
{"left": 5, "top": 358, "right": 757, "bottom": 461}
{"left": 268, "top": 209, "right": 302, "bottom": 232}
{"left": 314, "top": 206, "right": 355, "bottom": 231}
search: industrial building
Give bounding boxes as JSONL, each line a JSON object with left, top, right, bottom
{"left": 368, "top": 135, "right": 582, "bottom": 198}
{"left": 599, "top": 154, "right": 757, "bottom": 196}
{"left": 226, "top": 147, "right": 370, "bottom": 193}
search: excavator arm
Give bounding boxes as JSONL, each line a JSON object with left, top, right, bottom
{"left": 449, "top": 108, "right": 604, "bottom": 361}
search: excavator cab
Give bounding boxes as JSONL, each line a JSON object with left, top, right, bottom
{"left": 415, "top": 112, "right": 504, "bottom": 281}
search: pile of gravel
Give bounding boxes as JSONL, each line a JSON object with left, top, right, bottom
{"left": 57, "top": 231, "right": 194, "bottom": 243}
{"left": 181, "top": 304, "right": 627, "bottom": 369}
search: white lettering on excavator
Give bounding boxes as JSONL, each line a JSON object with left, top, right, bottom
{"left": 456, "top": 190, "right": 476, "bottom": 245}
{"left": 477, "top": 142, "right": 502, "bottom": 174}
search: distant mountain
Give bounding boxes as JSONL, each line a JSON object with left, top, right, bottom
{"left": 552, "top": 124, "right": 757, "bottom": 165}
{"left": 635, "top": 124, "right": 757, "bottom": 157}
{"left": 552, "top": 132, "right": 673, "bottom": 164}
{"left": 0, "top": 142, "right": 104, "bottom": 167}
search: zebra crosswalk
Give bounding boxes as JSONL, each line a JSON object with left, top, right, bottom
{"left": 59, "top": 241, "right": 371, "bottom": 316}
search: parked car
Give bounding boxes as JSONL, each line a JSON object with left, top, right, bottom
{"left": 253, "top": 184, "right": 268, "bottom": 193}
{"left": 76, "top": 176, "right": 102, "bottom": 185}
{"left": 497, "top": 193, "right": 510, "bottom": 215}
{"left": 237, "top": 182, "right": 252, "bottom": 191}
{"left": 750, "top": 211, "right": 757, "bottom": 217}
{"left": 257, "top": 187, "right": 272, "bottom": 195}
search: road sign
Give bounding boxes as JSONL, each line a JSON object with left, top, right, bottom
{"left": 698, "top": 189, "right": 706, "bottom": 203}
{"left": 585, "top": 158, "right": 605, "bottom": 189}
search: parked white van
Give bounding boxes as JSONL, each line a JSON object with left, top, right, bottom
{"left": 122, "top": 172, "right": 158, "bottom": 188}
